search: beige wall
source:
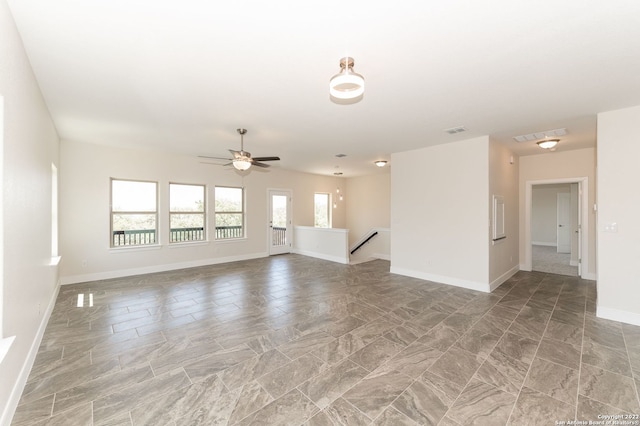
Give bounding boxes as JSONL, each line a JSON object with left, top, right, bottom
{"left": 60, "top": 140, "right": 346, "bottom": 282}
{"left": 345, "top": 172, "right": 390, "bottom": 247}
{"left": 519, "top": 148, "right": 596, "bottom": 278}
{"left": 1, "top": 1, "right": 61, "bottom": 422}
{"left": 391, "top": 136, "right": 490, "bottom": 291}
{"left": 531, "top": 184, "right": 571, "bottom": 245}
{"left": 597, "top": 105, "right": 640, "bottom": 325}
{"left": 488, "top": 140, "right": 519, "bottom": 287}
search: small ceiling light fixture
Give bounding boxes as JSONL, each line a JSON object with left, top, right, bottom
{"left": 374, "top": 160, "right": 388, "bottom": 167}
{"left": 232, "top": 157, "right": 252, "bottom": 171}
{"left": 536, "top": 139, "right": 559, "bottom": 150}
{"left": 329, "top": 57, "right": 365, "bottom": 100}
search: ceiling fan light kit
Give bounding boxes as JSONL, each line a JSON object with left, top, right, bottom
{"left": 329, "top": 57, "right": 365, "bottom": 100}
{"left": 233, "top": 157, "right": 252, "bottom": 171}
{"left": 199, "top": 128, "right": 280, "bottom": 171}
{"left": 537, "top": 139, "right": 559, "bottom": 150}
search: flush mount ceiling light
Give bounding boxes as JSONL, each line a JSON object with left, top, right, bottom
{"left": 374, "top": 160, "right": 388, "bottom": 167}
{"left": 537, "top": 139, "right": 559, "bottom": 150}
{"left": 329, "top": 57, "right": 365, "bottom": 100}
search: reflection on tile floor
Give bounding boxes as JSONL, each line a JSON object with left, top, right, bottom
{"left": 12, "top": 255, "right": 640, "bottom": 425}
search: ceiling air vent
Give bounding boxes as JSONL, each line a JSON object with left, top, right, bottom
{"left": 444, "top": 126, "right": 467, "bottom": 135}
{"left": 335, "top": 154, "right": 347, "bottom": 158}
{"left": 514, "top": 128, "right": 567, "bottom": 143}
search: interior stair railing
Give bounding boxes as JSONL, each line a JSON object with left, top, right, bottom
{"left": 350, "top": 230, "right": 378, "bottom": 255}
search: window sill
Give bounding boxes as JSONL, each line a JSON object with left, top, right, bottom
{"left": 214, "top": 237, "right": 248, "bottom": 244}
{"left": 109, "top": 244, "right": 162, "bottom": 253}
{"left": 168, "top": 241, "right": 210, "bottom": 249}
{"left": 0, "top": 336, "right": 16, "bottom": 365}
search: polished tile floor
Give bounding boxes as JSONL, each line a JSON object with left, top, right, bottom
{"left": 532, "top": 245, "right": 578, "bottom": 277}
{"left": 12, "top": 255, "right": 640, "bottom": 425}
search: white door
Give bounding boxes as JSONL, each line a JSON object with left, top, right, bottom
{"left": 557, "top": 193, "right": 571, "bottom": 253}
{"left": 268, "top": 190, "right": 291, "bottom": 255}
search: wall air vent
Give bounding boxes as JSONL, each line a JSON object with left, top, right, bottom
{"left": 514, "top": 128, "right": 567, "bottom": 143}
{"left": 444, "top": 126, "right": 467, "bottom": 135}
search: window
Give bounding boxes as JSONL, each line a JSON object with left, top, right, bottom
{"left": 111, "top": 179, "right": 157, "bottom": 247}
{"left": 314, "top": 193, "right": 331, "bottom": 228}
{"left": 214, "top": 186, "right": 244, "bottom": 239}
{"left": 51, "top": 163, "right": 58, "bottom": 257}
{"left": 169, "top": 183, "right": 206, "bottom": 243}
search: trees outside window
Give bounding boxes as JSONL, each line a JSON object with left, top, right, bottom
{"left": 314, "top": 193, "right": 331, "bottom": 228}
{"left": 215, "top": 186, "right": 244, "bottom": 239}
{"left": 170, "top": 183, "right": 205, "bottom": 242}
{"left": 111, "top": 179, "right": 157, "bottom": 246}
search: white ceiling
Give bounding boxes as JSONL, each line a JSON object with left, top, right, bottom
{"left": 7, "top": 0, "right": 640, "bottom": 176}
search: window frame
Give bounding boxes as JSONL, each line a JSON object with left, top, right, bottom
{"left": 110, "top": 178, "right": 159, "bottom": 248}
{"left": 214, "top": 186, "right": 245, "bottom": 240}
{"left": 169, "top": 182, "right": 207, "bottom": 244}
{"left": 314, "top": 192, "right": 332, "bottom": 228}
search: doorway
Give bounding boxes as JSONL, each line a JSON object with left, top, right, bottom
{"left": 268, "top": 189, "right": 292, "bottom": 255}
{"left": 530, "top": 184, "right": 577, "bottom": 276}
{"left": 525, "top": 178, "right": 589, "bottom": 278}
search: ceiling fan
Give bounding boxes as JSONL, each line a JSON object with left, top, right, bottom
{"left": 199, "top": 128, "right": 280, "bottom": 171}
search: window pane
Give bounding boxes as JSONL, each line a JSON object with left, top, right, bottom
{"left": 170, "top": 214, "right": 204, "bottom": 229}
{"left": 215, "top": 187, "right": 242, "bottom": 212}
{"left": 215, "top": 213, "right": 243, "bottom": 239}
{"left": 272, "top": 195, "right": 287, "bottom": 228}
{"left": 170, "top": 214, "right": 204, "bottom": 242}
{"left": 215, "top": 213, "right": 243, "bottom": 227}
{"left": 112, "top": 213, "right": 156, "bottom": 231}
{"left": 314, "top": 193, "right": 330, "bottom": 228}
{"left": 112, "top": 180, "right": 156, "bottom": 212}
{"left": 170, "top": 184, "right": 204, "bottom": 212}
{"left": 112, "top": 214, "right": 156, "bottom": 246}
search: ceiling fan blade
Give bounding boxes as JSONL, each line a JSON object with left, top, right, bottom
{"left": 252, "top": 156, "right": 280, "bottom": 162}
{"left": 198, "top": 155, "right": 233, "bottom": 161}
{"left": 251, "top": 161, "right": 270, "bottom": 168}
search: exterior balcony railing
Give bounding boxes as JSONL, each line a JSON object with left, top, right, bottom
{"left": 112, "top": 225, "right": 271, "bottom": 246}
{"left": 272, "top": 226, "right": 287, "bottom": 245}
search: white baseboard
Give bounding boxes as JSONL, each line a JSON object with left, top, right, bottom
{"left": 371, "top": 253, "right": 390, "bottom": 261}
{"left": 581, "top": 272, "right": 597, "bottom": 281}
{"left": 519, "top": 263, "right": 530, "bottom": 272}
{"left": 390, "top": 266, "right": 490, "bottom": 293}
{"left": 292, "top": 249, "right": 349, "bottom": 265}
{"left": 489, "top": 265, "right": 520, "bottom": 292}
{"left": 532, "top": 242, "right": 556, "bottom": 247}
{"left": 1, "top": 280, "right": 60, "bottom": 426}
{"left": 60, "top": 252, "right": 268, "bottom": 285}
{"left": 597, "top": 305, "right": 640, "bottom": 327}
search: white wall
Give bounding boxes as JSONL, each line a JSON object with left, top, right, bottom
{"left": 391, "top": 136, "right": 490, "bottom": 292}
{"left": 293, "top": 226, "right": 349, "bottom": 264}
{"left": 596, "top": 105, "right": 640, "bottom": 325}
{"left": 350, "top": 228, "right": 390, "bottom": 263}
{"left": 531, "top": 184, "right": 571, "bottom": 245}
{"left": 345, "top": 172, "right": 390, "bottom": 246}
{"left": 488, "top": 140, "right": 519, "bottom": 289}
{"left": 59, "top": 140, "right": 347, "bottom": 283}
{"left": 1, "top": 0, "right": 61, "bottom": 422}
{"left": 519, "top": 148, "right": 596, "bottom": 278}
